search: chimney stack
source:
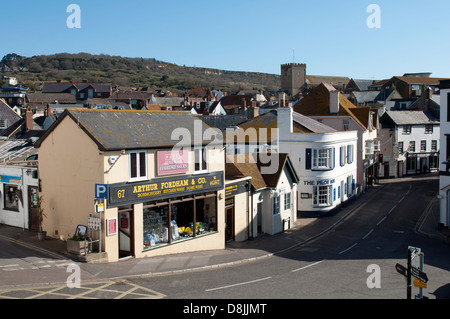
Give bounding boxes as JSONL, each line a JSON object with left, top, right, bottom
{"left": 330, "top": 90, "right": 340, "bottom": 113}
{"left": 279, "top": 92, "right": 286, "bottom": 107}
{"left": 25, "top": 106, "right": 34, "bottom": 131}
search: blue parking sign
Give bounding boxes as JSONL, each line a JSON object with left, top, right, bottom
{"left": 95, "top": 184, "right": 108, "bottom": 199}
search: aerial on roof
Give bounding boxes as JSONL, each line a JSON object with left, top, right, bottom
{"left": 35, "top": 109, "right": 219, "bottom": 151}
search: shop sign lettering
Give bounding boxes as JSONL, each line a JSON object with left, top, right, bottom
{"left": 303, "top": 179, "right": 335, "bottom": 186}
{"left": 108, "top": 172, "right": 224, "bottom": 207}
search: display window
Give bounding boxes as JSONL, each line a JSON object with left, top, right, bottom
{"left": 4, "top": 184, "right": 20, "bottom": 212}
{"left": 142, "top": 193, "right": 217, "bottom": 250}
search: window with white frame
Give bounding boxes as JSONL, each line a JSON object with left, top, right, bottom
{"left": 373, "top": 140, "right": 380, "bottom": 152}
{"left": 425, "top": 125, "right": 433, "bottom": 134}
{"left": 365, "top": 141, "right": 373, "bottom": 155}
{"left": 340, "top": 146, "right": 346, "bottom": 167}
{"left": 343, "top": 120, "right": 349, "bottom": 131}
{"left": 421, "top": 140, "right": 426, "bottom": 152}
{"left": 130, "top": 151, "right": 147, "bottom": 181}
{"left": 312, "top": 148, "right": 334, "bottom": 170}
{"left": 313, "top": 185, "right": 332, "bottom": 207}
{"left": 194, "top": 147, "right": 208, "bottom": 173}
{"left": 347, "top": 144, "right": 354, "bottom": 164}
{"left": 347, "top": 175, "right": 354, "bottom": 197}
{"left": 273, "top": 195, "right": 280, "bottom": 215}
{"left": 284, "top": 192, "right": 291, "bottom": 211}
{"left": 431, "top": 140, "right": 437, "bottom": 151}
{"left": 403, "top": 125, "right": 412, "bottom": 134}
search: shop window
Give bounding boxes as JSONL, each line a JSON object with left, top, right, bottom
{"left": 130, "top": 151, "right": 146, "bottom": 181}
{"left": 407, "top": 156, "right": 416, "bottom": 171}
{"left": 143, "top": 206, "right": 169, "bottom": 248}
{"left": 142, "top": 195, "right": 217, "bottom": 250}
{"left": 313, "top": 185, "right": 332, "bottom": 207}
{"left": 4, "top": 184, "right": 19, "bottom": 211}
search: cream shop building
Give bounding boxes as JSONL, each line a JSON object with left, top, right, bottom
{"left": 35, "top": 109, "right": 226, "bottom": 262}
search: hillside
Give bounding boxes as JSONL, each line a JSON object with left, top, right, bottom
{"left": 0, "top": 53, "right": 281, "bottom": 93}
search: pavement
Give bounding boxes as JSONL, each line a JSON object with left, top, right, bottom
{"left": 0, "top": 175, "right": 449, "bottom": 280}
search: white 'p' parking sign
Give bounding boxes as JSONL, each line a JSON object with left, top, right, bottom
{"left": 95, "top": 184, "right": 108, "bottom": 199}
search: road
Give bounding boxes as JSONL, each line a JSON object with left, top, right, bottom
{"left": 1, "top": 176, "right": 449, "bottom": 301}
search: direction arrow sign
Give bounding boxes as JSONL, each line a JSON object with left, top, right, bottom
{"left": 395, "top": 263, "right": 407, "bottom": 277}
{"left": 411, "top": 266, "right": 428, "bottom": 283}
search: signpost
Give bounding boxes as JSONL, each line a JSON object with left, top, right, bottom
{"left": 395, "top": 246, "right": 428, "bottom": 299}
{"left": 94, "top": 184, "right": 108, "bottom": 253}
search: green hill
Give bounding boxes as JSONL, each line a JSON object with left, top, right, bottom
{"left": 0, "top": 53, "right": 280, "bottom": 93}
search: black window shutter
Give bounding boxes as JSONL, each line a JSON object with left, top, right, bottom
{"left": 305, "top": 148, "right": 312, "bottom": 170}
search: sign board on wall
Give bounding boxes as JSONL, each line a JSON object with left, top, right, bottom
{"left": 157, "top": 150, "right": 189, "bottom": 176}
{"left": 108, "top": 171, "right": 224, "bottom": 207}
{"left": 106, "top": 218, "right": 117, "bottom": 236}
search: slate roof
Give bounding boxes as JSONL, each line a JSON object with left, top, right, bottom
{"left": 35, "top": 109, "right": 219, "bottom": 151}
{"left": 225, "top": 153, "right": 299, "bottom": 190}
{"left": 382, "top": 111, "right": 439, "bottom": 126}
{"left": 43, "top": 82, "right": 111, "bottom": 93}
{"left": 26, "top": 93, "right": 77, "bottom": 105}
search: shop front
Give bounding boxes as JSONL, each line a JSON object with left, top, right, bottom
{"left": 108, "top": 171, "right": 224, "bottom": 259}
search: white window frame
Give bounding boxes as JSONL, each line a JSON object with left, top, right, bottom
{"left": 284, "top": 192, "right": 291, "bottom": 211}
{"left": 340, "top": 146, "right": 346, "bottom": 167}
{"left": 129, "top": 151, "right": 147, "bottom": 181}
{"left": 273, "top": 195, "right": 280, "bottom": 215}
{"left": 313, "top": 185, "right": 332, "bottom": 207}
{"left": 312, "top": 148, "right": 334, "bottom": 170}
{"left": 194, "top": 146, "right": 208, "bottom": 173}
{"left": 347, "top": 144, "right": 354, "bottom": 164}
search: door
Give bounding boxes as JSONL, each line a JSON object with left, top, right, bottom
{"left": 384, "top": 163, "right": 389, "bottom": 178}
{"left": 118, "top": 211, "right": 133, "bottom": 258}
{"left": 257, "top": 202, "right": 263, "bottom": 235}
{"left": 225, "top": 206, "right": 234, "bottom": 241}
{"left": 28, "top": 186, "right": 39, "bottom": 231}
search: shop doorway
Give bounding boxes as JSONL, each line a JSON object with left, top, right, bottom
{"left": 257, "top": 202, "right": 263, "bottom": 235}
{"left": 28, "top": 186, "right": 39, "bottom": 231}
{"left": 225, "top": 206, "right": 234, "bottom": 241}
{"left": 118, "top": 211, "right": 134, "bottom": 259}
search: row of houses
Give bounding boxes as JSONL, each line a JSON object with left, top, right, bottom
{"left": 0, "top": 67, "right": 448, "bottom": 262}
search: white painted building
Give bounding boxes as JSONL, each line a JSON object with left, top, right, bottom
{"left": 438, "top": 80, "right": 450, "bottom": 228}
{"left": 277, "top": 106, "right": 358, "bottom": 215}
{"left": 379, "top": 111, "right": 440, "bottom": 178}
{"left": 0, "top": 164, "right": 39, "bottom": 229}
{"left": 227, "top": 105, "right": 358, "bottom": 216}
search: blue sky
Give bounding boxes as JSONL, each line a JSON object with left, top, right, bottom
{"left": 2, "top": 0, "right": 450, "bottom": 80}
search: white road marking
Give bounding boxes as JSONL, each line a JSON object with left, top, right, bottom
{"left": 339, "top": 243, "right": 358, "bottom": 255}
{"left": 205, "top": 276, "right": 272, "bottom": 292}
{"left": 291, "top": 259, "right": 326, "bottom": 273}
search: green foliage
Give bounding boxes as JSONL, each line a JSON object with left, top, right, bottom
{"left": 0, "top": 52, "right": 280, "bottom": 93}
